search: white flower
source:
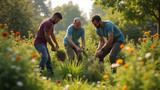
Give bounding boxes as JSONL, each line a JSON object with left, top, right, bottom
{"left": 97, "top": 81, "right": 101, "bottom": 84}
{"left": 111, "top": 63, "right": 119, "bottom": 68}
{"left": 6, "top": 47, "right": 12, "bottom": 52}
{"left": 16, "top": 66, "right": 21, "bottom": 71}
{"left": 77, "top": 82, "right": 81, "bottom": 84}
{"left": 97, "top": 85, "right": 101, "bottom": 88}
{"left": 15, "top": 51, "right": 20, "bottom": 54}
{"left": 67, "top": 73, "right": 72, "bottom": 77}
{"left": 138, "top": 57, "right": 142, "bottom": 60}
{"left": 63, "top": 85, "right": 70, "bottom": 90}
{"left": 11, "top": 57, "right": 16, "bottom": 62}
{"left": 103, "top": 85, "right": 106, "bottom": 87}
{"left": 17, "top": 81, "right": 23, "bottom": 87}
{"left": 34, "top": 68, "right": 39, "bottom": 72}
{"left": 42, "top": 76, "right": 47, "bottom": 80}
{"left": 27, "top": 49, "right": 33, "bottom": 53}
{"left": 11, "top": 65, "right": 16, "bottom": 69}
{"left": 31, "top": 59, "right": 36, "bottom": 64}
{"left": 145, "top": 52, "right": 151, "bottom": 58}
{"left": 125, "top": 47, "right": 130, "bottom": 50}
{"left": 82, "top": 75, "right": 85, "bottom": 78}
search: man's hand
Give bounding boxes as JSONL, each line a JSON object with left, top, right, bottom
{"left": 56, "top": 44, "right": 59, "bottom": 49}
{"left": 95, "top": 50, "right": 103, "bottom": 56}
{"left": 77, "top": 47, "right": 82, "bottom": 52}
{"left": 51, "top": 46, "right": 56, "bottom": 51}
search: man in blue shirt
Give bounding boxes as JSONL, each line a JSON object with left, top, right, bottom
{"left": 64, "top": 17, "right": 85, "bottom": 64}
{"left": 91, "top": 14, "right": 125, "bottom": 73}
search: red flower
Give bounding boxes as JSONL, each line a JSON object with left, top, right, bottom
{"left": 2, "top": 31, "right": 9, "bottom": 37}
{"left": 16, "top": 31, "right": 20, "bottom": 35}
{"left": 57, "top": 80, "right": 60, "bottom": 83}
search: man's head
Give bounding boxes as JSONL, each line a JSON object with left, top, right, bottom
{"left": 73, "top": 17, "right": 81, "bottom": 30}
{"left": 91, "top": 14, "right": 102, "bottom": 29}
{"left": 51, "top": 11, "right": 63, "bottom": 25}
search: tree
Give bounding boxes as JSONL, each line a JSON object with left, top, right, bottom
{"left": 90, "top": 5, "right": 106, "bottom": 17}
{"left": 0, "top": 0, "right": 40, "bottom": 36}
{"left": 52, "top": 1, "right": 88, "bottom": 31}
{"left": 93, "top": 0, "right": 160, "bottom": 37}
{"left": 33, "top": 0, "right": 51, "bottom": 17}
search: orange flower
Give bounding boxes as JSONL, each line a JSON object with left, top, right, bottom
{"left": 122, "top": 85, "right": 127, "bottom": 90}
{"left": 6, "top": 26, "right": 8, "bottom": 29}
{"left": 10, "top": 30, "right": 13, "bottom": 33}
{"left": 0, "top": 23, "right": 3, "bottom": 27}
{"left": 6, "top": 55, "right": 9, "bottom": 59}
{"left": 128, "top": 48, "right": 134, "bottom": 53}
{"left": 28, "top": 31, "right": 31, "bottom": 33}
{"left": 16, "top": 56, "right": 21, "bottom": 60}
{"left": 150, "top": 45, "right": 156, "bottom": 49}
{"left": 140, "top": 61, "right": 144, "bottom": 65}
{"left": 142, "top": 38, "right": 146, "bottom": 43}
{"left": 138, "top": 38, "right": 141, "bottom": 42}
{"left": 57, "top": 39, "right": 60, "bottom": 42}
{"left": 123, "top": 64, "right": 128, "bottom": 68}
{"left": 4, "top": 24, "right": 7, "bottom": 26}
{"left": 40, "top": 52, "right": 43, "bottom": 56}
{"left": 103, "top": 75, "right": 108, "bottom": 79}
{"left": 32, "top": 53, "right": 38, "bottom": 58}
{"left": 130, "top": 39, "right": 134, "bottom": 41}
{"left": 116, "top": 59, "right": 123, "bottom": 64}
{"left": 23, "top": 40, "right": 27, "bottom": 43}
{"left": 16, "top": 31, "right": 20, "bottom": 35}
{"left": 2, "top": 31, "right": 9, "bottom": 37}
{"left": 145, "top": 76, "right": 148, "bottom": 80}
{"left": 93, "top": 51, "right": 95, "bottom": 53}
{"left": 30, "top": 34, "right": 33, "bottom": 37}
{"left": 120, "top": 44, "right": 124, "bottom": 49}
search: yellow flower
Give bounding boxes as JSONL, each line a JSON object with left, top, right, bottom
{"left": 122, "top": 85, "right": 127, "bottom": 90}
{"left": 103, "top": 75, "right": 108, "bottom": 79}
{"left": 57, "top": 39, "right": 60, "bottom": 42}
{"left": 138, "top": 38, "right": 141, "bottom": 41}
{"left": 10, "top": 30, "right": 13, "bottom": 33}
{"left": 130, "top": 39, "right": 134, "bottom": 41}
{"left": 116, "top": 59, "right": 123, "bottom": 64}
{"left": 28, "top": 31, "right": 31, "bottom": 33}
{"left": 4, "top": 24, "right": 7, "bottom": 26}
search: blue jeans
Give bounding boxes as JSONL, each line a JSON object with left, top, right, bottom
{"left": 34, "top": 44, "right": 53, "bottom": 74}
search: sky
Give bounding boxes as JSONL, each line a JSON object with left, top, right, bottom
{"left": 50, "top": 0, "right": 94, "bottom": 19}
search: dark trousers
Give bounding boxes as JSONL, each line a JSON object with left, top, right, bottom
{"left": 65, "top": 44, "right": 82, "bottom": 63}
{"left": 98, "top": 41, "right": 124, "bottom": 64}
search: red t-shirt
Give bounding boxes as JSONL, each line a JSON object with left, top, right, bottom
{"left": 34, "top": 19, "right": 54, "bottom": 46}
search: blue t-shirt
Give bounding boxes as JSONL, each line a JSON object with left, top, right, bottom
{"left": 96, "top": 21, "right": 125, "bottom": 43}
{"left": 64, "top": 24, "right": 85, "bottom": 45}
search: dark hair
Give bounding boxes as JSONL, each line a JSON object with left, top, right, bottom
{"left": 53, "top": 11, "right": 62, "bottom": 19}
{"left": 91, "top": 14, "right": 101, "bottom": 22}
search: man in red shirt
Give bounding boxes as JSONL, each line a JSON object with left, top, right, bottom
{"left": 34, "top": 12, "right": 62, "bottom": 75}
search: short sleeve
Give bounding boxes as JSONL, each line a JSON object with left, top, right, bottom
{"left": 96, "top": 29, "right": 102, "bottom": 37}
{"left": 81, "top": 28, "right": 85, "bottom": 38}
{"left": 67, "top": 26, "right": 72, "bottom": 37}
{"left": 107, "top": 23, "right": 114, "bottom": 33}
{"left": 44, "top": 22, "right": 52, "bottom": 32}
